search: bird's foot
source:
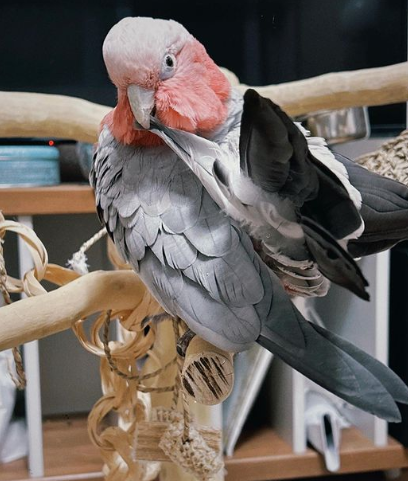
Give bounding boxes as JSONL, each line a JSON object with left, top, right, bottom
{"left": 177, "top": 329, "right": 196, "bottom": 357}
{"left": 141, "top": 312, "right": 171, "bottom": 328}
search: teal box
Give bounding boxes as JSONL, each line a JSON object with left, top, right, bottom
{"left": 0, "top": 146, "right": 60, "bottom": 187}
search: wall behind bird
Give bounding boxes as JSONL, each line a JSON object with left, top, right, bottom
{"left": 0, "top": 0, "right": 406, "bottom": 132}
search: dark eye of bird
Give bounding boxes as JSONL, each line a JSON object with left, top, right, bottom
{"left": 166, "top": 56, "right": 174, "bottom": 67}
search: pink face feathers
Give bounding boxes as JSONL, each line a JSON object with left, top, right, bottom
{"left": 155, "top": 39, "right": 230, "bottom": 132}
{"left": 102, "top": 17, "right": 231, "bottom": 146}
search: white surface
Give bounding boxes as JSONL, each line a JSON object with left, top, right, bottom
{"left": 374, "top": 250, "right": 390, "bottom": 446}
{"left": 223, "top": 345, "right": 273, "bottom": 456}
{"left": 313, "top": 254, "right": 389, "bottom": 445}
{"left": 17, "top": 215, "right": 44, "bottom": 477}
{"left": 270, "top": 359, "right": 306, "bottom": 454}
{"left": 0, "top": 350, "right": 17, "bottom": 450}
{"left": 305, "top": 390, "right": 350, "bottom": 472}
{"left": 0, "top": 419, "right": 28, "bottom": 464}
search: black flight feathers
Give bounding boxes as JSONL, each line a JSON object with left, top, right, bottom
{"left": 240, "top": 89, "right": 369, "bottom": 300}
{"left": 301, "top": 216, "right": 369, "bottom": 300}
{"left": 336, "top": 153, "right": 408, "bottom": 257}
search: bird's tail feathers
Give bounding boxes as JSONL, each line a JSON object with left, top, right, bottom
{"left": 300, "top": 215, "right": 369, "bottom": 300}
{"left": 257, "top": 312, "right": 408, "bottom": 422}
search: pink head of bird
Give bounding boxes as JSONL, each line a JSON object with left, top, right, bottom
{"left": 102, "top": 17, "right": 231, "bottom": 146}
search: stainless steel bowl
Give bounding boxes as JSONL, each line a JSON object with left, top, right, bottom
{"left": 299, "top": 106, "right": 370, "bottom": 145}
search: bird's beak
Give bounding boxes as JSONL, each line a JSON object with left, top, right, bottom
{"left": 127, "top": 84, "right": 155, "bottom": 130}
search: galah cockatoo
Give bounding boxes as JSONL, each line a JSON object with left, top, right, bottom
{"left": 91, "top": 17, "right": 408, "bottom": 421}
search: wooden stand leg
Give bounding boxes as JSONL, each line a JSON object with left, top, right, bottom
{"left": 17, "top": 215, "right": 44, "bottom": 478}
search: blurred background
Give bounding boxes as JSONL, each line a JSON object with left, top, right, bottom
{"left": 0, "top": 0, "right": 406, "bottom": 134}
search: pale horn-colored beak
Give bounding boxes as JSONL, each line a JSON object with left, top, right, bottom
{"left": 127, "top": 84, "right": 155, "bottom": 129}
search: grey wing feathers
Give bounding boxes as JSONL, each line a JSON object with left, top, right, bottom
{"left": 183, "top": 194, "right": 234, "bottom": 257}
{"left": 183, "top": 235, "right": 264, "bottom": 308}
{"left": 152, "top": 177, "right": 264, "bottom": 349}
{"left": 239, "top": 88, "right": 315, "bottom": 201}
{"left": 151, "top": 230, "right": 197, "bottom": 269}
{"left": 161, "top": 171, "right": 202, "bottom": 233}
{"left": 310, "top": 323, "right": 408, "bottom": 404}
{"left": 239, "top": 89, "right": 369, "bottom": 299}
{"left": 139, "top": 249, "right": 261, "bottom": 351}
{"left": 300, "top": 216, "right": 369, "bottom": 300}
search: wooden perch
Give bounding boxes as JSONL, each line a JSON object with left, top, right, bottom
{"left": 0, "top": 263, "right": 235, "bottom": 406}
{"left": 0, "top": 91, "right": 110, "bottom": 143}
{"left": 0, "top": 62, "right": 407, "bottom": 143}
{"left": 234, "top": 62, "right": 408, "bottom": 116}
{"left": 0, "top": 269, "right": 144, "bottom": 351}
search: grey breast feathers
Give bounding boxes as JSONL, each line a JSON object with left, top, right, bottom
{"left": 91, "top": 126, "right": 268, "bottom": 352}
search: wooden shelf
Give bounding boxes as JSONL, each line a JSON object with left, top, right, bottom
{"left": 1, "top": 416, "right": 408, "bottom": 481}
{"left": 0, "top": 185, "right": 96, "bottom": 216}
{"left": 0, "top": 417, "right": 103, "bottom": 481}
{"left": 226, "top": 428, "right": 408, "bottom": 481}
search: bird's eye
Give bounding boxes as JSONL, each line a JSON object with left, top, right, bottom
{"left": 161, "top": 53, "right": 177, "bottom": 80}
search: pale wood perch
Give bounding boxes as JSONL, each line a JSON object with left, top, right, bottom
{"left": 0, "top": 62, "right": 407, "bottom": 143}
{"left": 0, "top": 263, "right": 235, "bottom": 409}
{"left": 0, "top": 91, "right": 110, "bottom": 143}
{"left": 234, "top": 62, "right": 408, "bottom": 116}
{"left": 0, "top": 269, "right": 145, "bottom": 351}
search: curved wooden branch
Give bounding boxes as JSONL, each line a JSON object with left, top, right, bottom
{"left": 0, "top": 263, "right": 235, "bottom": 407}
{"left": 234, "top": 62, "right": 408, "bottom": 117}
{"left": 0, "top": 62, "right": 407, "bottom": 143}
{"left": 0, "top": 91, "right": 110, "bottom": 143}
{"left": 0, "top": 269, "right": 144, "bottom": 351}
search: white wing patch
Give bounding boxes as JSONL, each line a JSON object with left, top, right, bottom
{"left": 296, "top": 123, "right": 365, "bottom": 241}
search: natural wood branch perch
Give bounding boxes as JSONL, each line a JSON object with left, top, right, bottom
{"left": 235, "top": 62, "right": 408, "bottom": 117}
{"left": 0, "top": 269, "right": 144, "bottom": 351}
{"left": 0, "top": 62, "right": 407, "bottom": 143}
{"left": 0, "top": 91, "right": 110, "bottom": 143}
{"left": 0, "top": 263, "right": 235, "bottom": 407}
